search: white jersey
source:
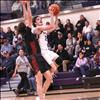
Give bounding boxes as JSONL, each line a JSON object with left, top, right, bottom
{"left": 38, "top": 31, "right": 49, "bottom": 50}
{"left": 32, "top": 26, "right": 59, "bottom": 65}
{"left": 38, "top": 31, "right": 59, "bottom": 65}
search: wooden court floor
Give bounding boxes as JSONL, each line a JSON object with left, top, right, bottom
{"left": 1, "top": 88, "right": 100, "bottom": 100}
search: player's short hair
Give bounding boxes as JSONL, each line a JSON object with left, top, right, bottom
{"left": 32, "top": 16, "right": 39, "bottom": 27}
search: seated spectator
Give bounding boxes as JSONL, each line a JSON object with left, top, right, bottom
{"left": 56, "top": 44, "right": 70, "bottom": 72}
{"left": 36, "top": 0, "right": 47, "bottom": 10}
{"left": 28, "top": 69, "right": 36, "bottom": 92}
{"left": 15, "top": 37, "right": 26, "bottom": 53}
{"left": 6, "top": 27, "right": 14, "bottom": 44}
{"left": 0, "top": 51, "right": 15, "bottom": 78}
{"left": 0, "top": 27, "right": 6, "bottom": 46}
{"left": 65, "top": 33, "right": 76, "bottom": 55}
{"left": 82, "top": 40, "right": 95, "bottom": 58}
{"left": 1, "top": 37, "right": 14, "bottom": 56}
{"left": 74, "top": 52, "right": 90, "bottom": 79}
{"left": 64, "top": 19, "right": 74, "bottom": 34}
{"left": 12, "top": 49, "right": 32, "bottom": 93}
{"left": 75, "top": 15, "right": 87, "bottom": 33}
{"left": 30, "top": 0, "right": 37, "bottom": 14}
{"left": 95, "top": 20, "right": 100, "bottom": 32}
{"left": 11, "top": 1, "right": 22, "bottom": 18}
{"left": 57, "top": 19, "right": 66, "bottom": 35}
{"left": 0, "top": 27, "right": 6, "bottom": 38}
{"left": 92, "top": 30, "right": 100, "bottom": 48}
{"left": 91, "top": 47, "right": 100, "bottom": 68}
{"left": 53, "top": 31, "right": 66, "bottom": 51}
{"left": 12, "top": 29, "right": 22, "bottom": 47}
{"left": 74, "top": 32, "right": 84, "bottom": 57}
{"left": 96, "top": 40, "right": 100, "bottom": 52}
{"left": 88, "top": 48, "right": 100, "bottom": 77}
{"left": 82, "top": 21, "right": 93, "bottom": 41}
{"left": 0, "top": 54, "right": 6, "bottom": 78}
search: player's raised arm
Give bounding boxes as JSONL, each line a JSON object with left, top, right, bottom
{"left": 21, "top": 1, "right": 32, "bottom": 28}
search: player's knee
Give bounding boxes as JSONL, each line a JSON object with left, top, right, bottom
{"left": 48, "top": 75, "right": 53, "bottom": 82}
{"left": 55, "top": 57, "right": 63, "bottom": 66}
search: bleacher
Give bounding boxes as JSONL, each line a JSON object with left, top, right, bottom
{"left": 1, "top": 71, "right": 100, "bottom": 93}
{"left": 0, "top": 0, "right": 100, "bottom": 97}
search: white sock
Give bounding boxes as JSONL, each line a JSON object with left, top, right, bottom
{"left": 36, "top": 96, "right": 40, "bottom": 100}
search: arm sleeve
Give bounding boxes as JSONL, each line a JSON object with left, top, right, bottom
{"left": 16, "top": 57, "right": 21, "bottom": 65}
{"left": 81, "top": 58, "right": 88, "bottom": 65}
{"left": 75, "top": 58, "right": 80, "bottom": 67}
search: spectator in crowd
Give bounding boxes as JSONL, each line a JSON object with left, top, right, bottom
{"left": 96, "top": 40, "right": 100, "bottom": 51}
{"left": 1, "top": 37, "right": 13, "bottom": 56}
{"left": 0, "top": 27, "right": 6, "bottom": 39}
{"left": 28, "top": 69, "right": 36, "bottom": 92}
{"left": 89, "top": 47, "right": 100, "bottom": 77}
{"left": 57, "top": 19, "right": 66, "bottom": 35}
{"left": 14, "top": 26, "right": 18, "bottom": 34}
{"left": 77, "top": 32, "right": 85, "bottom": 47}
{"left": 74, "top": 32, "right": 84, "bottom": 58}
{"left": 64, "top": 19, "right": 74, "bottom": 35}
{"left": 0, "top": 51, "right": 15, "bottom": 78}
{"left": 0, "top": 27, "right": 6, "bottom": 47}
{"left": 30, "top": 0, "right": 37, "bottom": 8}
{"left": 53, "top": 31, "right": 66, "bottom": 51}
{"left": 6, "top": 27, "right": 14, "bottom": 44}
{"left": 56, "top": 44, "right": 70, "bottom": 72}
{"left": 91, "top": 47, "right": 100, "bottom": 68}
{"left": 13, "top": 49, "right": 32, "bottom": 93}
{"left": 95, "top": 20, "right": 100, "bottom": 32}
{"left": 15, "top": 37, "right": 26, "bottom": 53}
{"left": 12, "top": 28, "right": 22, "bottom": 48}
{"left": 82, "top": 40, "right": 95, "bottom": 58}
{"left": 75, "top": 15, "right": 87, "bottom": 33}
{"left": 92, "top": 30, "right": 100, "bottom": 48}
{"left": 65, "top": 32, "right": 76, "bottom": 55}
{"left": 82, "top": 20, "right": 93, "bottom": 41}
{"left": 11, "top": 1, "right": 22, "bottom": 18}
{"left": 30, "top": 0, "right": 37, "bottom": 14}
{"left": 36, "top": 0, "right": 47, "bottom": 10}
{"left": 74, "top": 51, "right": 90, "bottom": 79}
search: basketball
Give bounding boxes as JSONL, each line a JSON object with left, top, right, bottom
{"left": 48, "top": 4, "right": 60, "bottom": 16}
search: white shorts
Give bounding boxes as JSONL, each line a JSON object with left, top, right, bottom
{"left": 41, "top": 50, "right": 59, "bottom": 65}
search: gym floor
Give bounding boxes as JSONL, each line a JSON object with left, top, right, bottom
{"left": 1, "top": 88, "right": 100, "bottom": 100}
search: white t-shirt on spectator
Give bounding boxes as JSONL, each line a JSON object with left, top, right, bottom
{"left": 16, "top": 56, "right": 29, "bottom": 73}
{"left": 12, "top": 34, "right": 22, "bottom": 47}
{"left": 82, "top": 25, "right": 93, "bottom": 34}
{"left": 12, "top": 2, "right": 22, "bottom": 12}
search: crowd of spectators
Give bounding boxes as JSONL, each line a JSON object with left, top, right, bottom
{"left": 0, "top": 15, "right": 100, "bottom": 85}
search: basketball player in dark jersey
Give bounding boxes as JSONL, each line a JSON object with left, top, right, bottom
{"left": 16, "top": 1, "right": 55, "bottom": 100}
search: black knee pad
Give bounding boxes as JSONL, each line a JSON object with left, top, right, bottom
{"left": 55, "top": 57, "right": 63, "bottom": 66}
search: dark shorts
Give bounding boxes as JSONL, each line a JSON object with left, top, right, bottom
{"left": 35, "top": 54, "right": 51, "bottom": 73}
{"left": 31, "top": 54, "right": 51, "bottom": 74}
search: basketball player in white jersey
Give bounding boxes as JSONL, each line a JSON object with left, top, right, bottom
{"left": 32, "top": 10, "right": 62, "bottom": 74}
